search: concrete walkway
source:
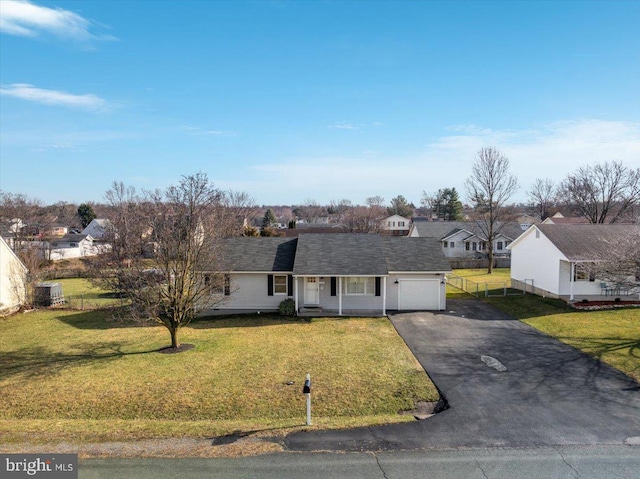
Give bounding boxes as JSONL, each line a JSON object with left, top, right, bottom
{"left": 285, "top": 299, "right": 640, "bottom": 451}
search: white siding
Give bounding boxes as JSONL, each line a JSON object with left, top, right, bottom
{"left": 558, "top": 261, "right": 603, "bottom": 296}
{"left": 211, "top": 273, "right": 290, "bottom": 311}
{"left": 510, "top": 227, "right": 564, "bottom": 296}
{"left": 1, "top": 237, "right": 27, "bottom": 313}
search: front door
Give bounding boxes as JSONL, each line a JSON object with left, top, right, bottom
{"left": 305, "top": 277, "right": 320, "bottom": 305}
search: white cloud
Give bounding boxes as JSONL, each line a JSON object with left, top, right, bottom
{"left": 330, "top": 122, "right": 359, "bottom": 130}
{"left": 0, "top": 0, "right": 113, "bottom": 40}
{"left": 0, "top": 83, "right": 107, "bottom": 110}
{"left": 180, "top": 125, "right": 238, "bottom": 137}
{"left": 243, "top": 119, "right": 640, "bottom": 205}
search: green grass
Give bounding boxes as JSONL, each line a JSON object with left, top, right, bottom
{"left": 449, "top": 269, "right": 640, "bottom": 383}
{"left": 447, "top": 268, "right": 512, "bottom": 298}
{"left": 54, "top": 278, "right": 124, "bottom": 309}
{"left": 0, "top": 309, "right": 437, "bottom": 444}
{"left": 483, "top": 295, "right": 640, "bottom": 382}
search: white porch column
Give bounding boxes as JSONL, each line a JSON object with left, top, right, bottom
{"left": 294, "top": 276, "right": 299, "bottom": 314}
{"left": 570, "top": 263, "right": 575, "bottom": 301}
{"left": 382, "top": 276, "right": 387, "bottom": 316}
{"left": 338, "top": 276, "right": 343, "bottom": 316}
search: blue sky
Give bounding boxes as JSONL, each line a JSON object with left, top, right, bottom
{"left": 1, "top": 0, "right": 639, "bottom": 207}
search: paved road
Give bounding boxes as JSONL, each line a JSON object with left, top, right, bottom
{"left": 80, "top": 446, "right": 640, "bottom": 479}
{"left": 285, "top": 299, "right": 640, "bottom": 451}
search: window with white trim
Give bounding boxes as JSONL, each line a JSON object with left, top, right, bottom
{"left": 274, "top": 274, "right": 287, "bottom": 294}
{"left": 443, "top": 241, "right": 448, "bottom": 248}
{"left": 345, "top": 277, "right": 374, "bottom": 295}
{"left": 450, "top": 241, "right": 455, "bottom": 248}
{"left": 497, "top": 241, "right": 503, "bottom": 250}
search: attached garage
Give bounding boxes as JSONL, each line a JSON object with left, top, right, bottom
{"left": 398, "top": 279, "right": 442, "bottom": 311}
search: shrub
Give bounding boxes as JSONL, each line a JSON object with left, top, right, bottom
{"left": 278, "top": 298, "right": 296, "bottom": 317}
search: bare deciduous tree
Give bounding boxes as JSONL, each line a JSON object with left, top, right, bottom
{"left": 560, "top": 161, "right": 640, "bottom": 224}
{"left": 527, "top": 178, "right": 557, "bottom": 221}
{"left": 218, "top": 190, "right": 258, "bottom": 237}
{"left": 366, "top": 196, "right": 385, "bottom": 208}
{"left": 293, "top": 199, "right": 327, "bottom": 224}
{"left": 465, "top": 147, "right": 519, "bottom": 274}
{"left": 343, "top": 204, "right": 386, "bottom": 233}
{"left": 94, "top": 173, "right": 233, "bottom": 350}
{"left": 594, "top": 228, "right": 640, "bottom": 297}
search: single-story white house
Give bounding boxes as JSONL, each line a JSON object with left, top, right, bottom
{"left": 48, "top": 234, "right": 110, "bottom": 260}
{"left": 204, "top": 233, "right": 451, "bottom": 316}
{"left": 509, "top": 224, "right": 640, "bottom": 300}
{"left": 0, "top": 236, "right": 28, "bottom": 314}
{"left": 409, "top": 221, "right": 523, "bottom": 259}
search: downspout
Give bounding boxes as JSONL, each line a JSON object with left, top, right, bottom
{"left": 382, "top": 276, "right": 387, "bottom": 316}
{"left": 338, "top": 277, "right": 343, "bottom": 316}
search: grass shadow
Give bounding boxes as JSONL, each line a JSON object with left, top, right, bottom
{"left": 55, "top": 308, "right": 160, "bottom": 330}
{"left": 482, "top": 295, "right": 573, "bottom": 320}
{"left": 190, "top": 314, "right": 310, "bottom": 329}
{"left": 0, "top": 342, "right": 159, "bottom": 381}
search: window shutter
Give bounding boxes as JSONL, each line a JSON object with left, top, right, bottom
{"left": 224, "top": 274, "right": 230, "bottom": 296}
{"left": 375, "top": 277, "right": 381, "bottom": 296}
{"left": 331, "top": 277, "right": 337, "bottom": 296}
{"left": 287, "top": 275, "right": 293, "bottom": 296}
{"left": 267, "top": 274, "right": 273, "bottom": 296}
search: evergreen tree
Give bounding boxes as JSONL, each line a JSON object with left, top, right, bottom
{"left": 262, "top": 208, "right": 277, "bottom": 228}
{"left": 387, "top": 195, "right": 413, "bottom": 218}
{"left": 77, "top": 203, "right": 97, "bottom": 228}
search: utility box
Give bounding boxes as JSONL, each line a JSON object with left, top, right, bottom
{"left": 35, "top": 282, "right": 65, "bottom": 306}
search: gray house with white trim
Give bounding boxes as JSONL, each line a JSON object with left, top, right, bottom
{"left": 409, "top": 221, "right": 524, "bottom": 258}
{"left": 205, "top": 233, "right": 451, "bottom": 316}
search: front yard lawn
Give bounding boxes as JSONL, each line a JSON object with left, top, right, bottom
{"left": 484, "top": 295, "right": 640, "bottom": 382}
{"left": 0, "top": 309, "right": 436, "bottom": 444}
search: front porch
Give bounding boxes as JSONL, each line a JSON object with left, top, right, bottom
{"left": 297, "top": 307, "right": 388, "bottom": 318}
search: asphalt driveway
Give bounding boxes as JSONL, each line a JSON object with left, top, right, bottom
{"left": 285, "top": 299, "right": 640, "bottom": 451}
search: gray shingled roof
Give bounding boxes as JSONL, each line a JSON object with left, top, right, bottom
{"left": 60, "top": 234, "right": 90, "bottom": 242}
{"left": 537, "top": 224, "right": 640, "bottom": 261}
{"left": 219, "top": 234, "right": 451, "bottom": 275}
{"left": 219, "top": 237, "right": 297, "bottom": 272}
{"left": 293, "top": 234, "right": 387, "bottom": 275}
{"left": 382, "top": 237, "right": 452, "bottom": 272}
{"left": 412, "top": 221, "right": 524, "bottom": 242}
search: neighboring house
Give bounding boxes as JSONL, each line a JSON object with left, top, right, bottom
{"left": 409, "top": 221, "right": 523, "bottom": 258}
{"left": 205, "top": 233, "right": 451, "bottom": 316}
{"left": 46, "top": 225, "right": 69, "bottom": 237}
{"left": 48, "top": 234, "right": 96, "bottom": 261}
{"left": 509, "top": 224, "right": 640, "bottom": 300}
{"left": 517, "top": 214, "right": 539, "bottom": 230}
{"left": 0, "top": 236, "right": 28, "bottom": 314}
{"left": 82, "top": 219, "right": 111, "bottom": 239}
{"left": 381, "top": 215, "right": 411, "bottom": 236}
{"left": 541, "top": 212, "right": 590, "bottom": 225}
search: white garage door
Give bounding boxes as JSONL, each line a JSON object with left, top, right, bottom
{"left": 398, "top": 279, "right": 441, "bottom": 310}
